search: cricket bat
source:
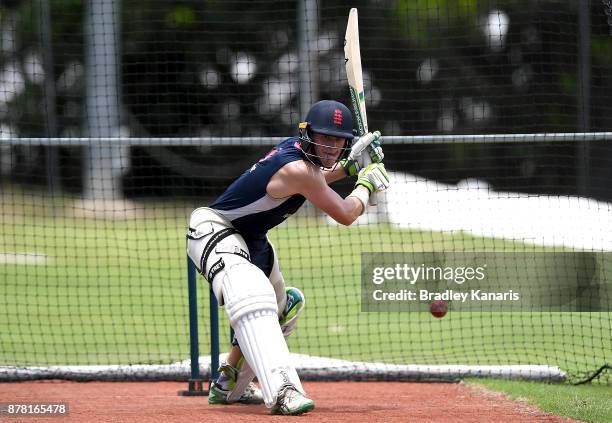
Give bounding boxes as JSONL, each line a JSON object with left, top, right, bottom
{"left": 344, "top": 8, "right": 377, "bottom": 206}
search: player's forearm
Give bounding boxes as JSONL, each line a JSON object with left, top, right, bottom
{"left": 336, "top": 186, "right": 369, "bottom": 225}
{"left": 346, "top": 195, "right": 366, "bottom": 222}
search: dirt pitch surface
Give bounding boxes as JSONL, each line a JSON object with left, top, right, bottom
{"left": 0, "top": 381, "right": 578, "bottom": 422}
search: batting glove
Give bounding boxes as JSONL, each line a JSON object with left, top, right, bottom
{"left": 355, "top": 162, "right": 390, "bottom": 193}
{"left": 340, "top": 131, "right": 384, "bottom": 176}
{"left": 363, "top": 131, "right": 384, "bottom": 164}
{"left": 340, "top": 157, "right": 360, "bottom": 176}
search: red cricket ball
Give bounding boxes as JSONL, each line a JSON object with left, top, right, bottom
{"left": 430, "top": 300, "right": 448, "bottom": 318}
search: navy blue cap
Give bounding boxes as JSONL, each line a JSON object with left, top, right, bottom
{"left": 305, "top": 100, "right": 354, "bottom": 139}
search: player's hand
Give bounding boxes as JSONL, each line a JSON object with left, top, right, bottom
{"left": 340, "top": 157, "right": 360, "bottom": 176}
{"left": 355, "top": 162, "right": 390, "bottom": 194}
{"left": 363, "top": 131, "right": 384, "bottom": 164}
{"left": 340, "top": 131, "right": 384, "bottom": 176}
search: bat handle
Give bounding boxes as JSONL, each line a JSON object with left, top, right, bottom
{"left": 368, "top": 176, "right": 378, "bottom": 206}
{"left": 350, "top": 131, "right": 380, "bottom": 207}
{"left": 369, "top": 192, "right": 378, "bottom": 206}
{"left": 363, "top": 131, "right": 380, "bottom": 207}
{"left": 360, "top": 154, "right": 378, "bottom": 207}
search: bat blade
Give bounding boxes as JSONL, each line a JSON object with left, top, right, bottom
{"left": 345, "top": 8, "right": 377, "bottom": 205}
{"left": 344, "top": 8, "right": 368, "bottom": 136}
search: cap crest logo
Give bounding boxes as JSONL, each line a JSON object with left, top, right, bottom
{"left": 333, "top": 108, "right": 343, "bottom": 126}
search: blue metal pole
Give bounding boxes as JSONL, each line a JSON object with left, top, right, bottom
{"left": 210, "top": 285, "right": 220, "bottom": 381}
{"left": 178, "top": 257, "right": 206, "bottom": 396}
{"left": 187, "top": 257, "right": 200, "bottom": 379}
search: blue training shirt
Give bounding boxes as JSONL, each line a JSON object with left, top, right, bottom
{"left": 210, "top": 137, "right": 307, "bottom": 274}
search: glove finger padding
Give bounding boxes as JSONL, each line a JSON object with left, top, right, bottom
{"left": 366, "top": 133, "right": 384, "bottom": 163}
{"left": 356, "top": 162, "right": 390, "bottom": 193}
{"left": 356, "top": 132, "right": 383, "bottom": 168}
{"left": 367, "top": 143, "right": 384, "bottom": 163}
{"left": 370, "top": 166, "right": 390, "bottom": 191}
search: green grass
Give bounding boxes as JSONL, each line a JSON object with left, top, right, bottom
{"left": 0, "top": 187, "right": 610, "bottom": 387}
{"left": 468, "top": 379, "right": 612, "bottom": 423}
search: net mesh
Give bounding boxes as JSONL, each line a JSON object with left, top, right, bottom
{"left": 0, "top": 0, "right": 611, "bottom": 384}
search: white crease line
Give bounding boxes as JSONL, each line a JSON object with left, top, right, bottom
{"left": 0, "top": 253, "right": 49, "bottom": 265}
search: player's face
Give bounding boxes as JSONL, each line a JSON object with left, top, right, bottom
{"left": 312, "top": 133, "right": 346, "bottom": 168}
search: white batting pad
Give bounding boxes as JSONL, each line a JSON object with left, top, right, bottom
{"left": 234, "top": 309, "right": 304, "bottom": 406}
{"left": 220, "top": 262, "right": 304, "bottom": 406}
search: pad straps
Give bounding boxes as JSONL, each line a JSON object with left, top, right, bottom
{"left": 200, "top": 227, "right": 238, "bottom": 274}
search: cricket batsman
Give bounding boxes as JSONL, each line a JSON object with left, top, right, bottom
{"left": 186, "top": 99, "right": 389, "bottom": 415}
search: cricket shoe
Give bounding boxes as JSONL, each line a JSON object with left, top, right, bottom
{"left": 208, "top": 380, "right": 264, "bottom": 404}
{"left": 208, "top": 363, "right": 263, "bottom": 405}
{"left": 271, "top": 383, "right": 315, "bottom": 415}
